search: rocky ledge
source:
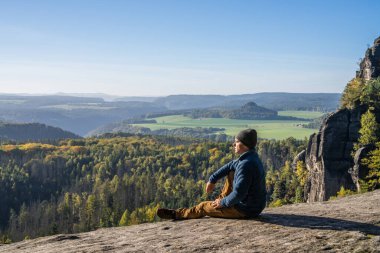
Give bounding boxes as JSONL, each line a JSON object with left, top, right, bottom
{"left": 1, "top": 190, "right": 380, "bottom": 253}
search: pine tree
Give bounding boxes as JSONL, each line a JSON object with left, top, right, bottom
{"left": 358, "top": 109, "right": 379, "bottom": 147}
{"left": 295, "top": 161, "right": 308, "bottom": 187}
{"left": 119, "top": 209, "right": 130, "bottom": 226}
{"left": 362, "top": 142, "right": 380, "bottom": 191}
{"left": 360, "top": 78, "right": 380, "bottom": 109}
{"left": 340, "top": 78, "right": 365, "bottom": 109}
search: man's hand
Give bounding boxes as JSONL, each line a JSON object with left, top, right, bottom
{"left": 212, "top": 198, "right": 222, "bottom": 209}
{"left": 205, "top": 182, "right": 215, "bottom": 193}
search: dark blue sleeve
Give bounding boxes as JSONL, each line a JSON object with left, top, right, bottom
{"left": 208, "top": 160, "right": 235, "bottom": 184}
{"left": 220, "top": 160, "right": 253, "bottom": 207}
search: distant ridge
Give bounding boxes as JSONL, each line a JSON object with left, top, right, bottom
{"left": 186, "top": 101, "right": 279, "bottom": 120}
{"left": 0, "top": 122, "right": 81, "bottom": 141}
{"left": 0, "top": 94, "right": 166, "bottom": 136}
{"left": 0, "top": 92, "right": 341, "bottom": 112}
{"left": 0, "top": 92, "right": 339, "bottom": 136}
{"left": 152, "top": 92, "right": 340, "bottom": 111}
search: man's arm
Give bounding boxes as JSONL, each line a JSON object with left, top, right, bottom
{"left": 208, "top": 160, "right": 234, "bottom": 184}
{"left": 205, "top": 182, "right": 215, "bottom": 193}
{"left": 206, "top": 160, "right": 235, "bottom": 193}
{"left": 220, "top": 161, "right": 253, "bottom": 207}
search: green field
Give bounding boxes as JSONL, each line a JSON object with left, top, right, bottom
{"left": 133, "top": 111, "right": 321, "bottom": 140}
{"left": 278, "top": 110, "right": 324, "bottom": 119}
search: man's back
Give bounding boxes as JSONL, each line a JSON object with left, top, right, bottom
{"left": 233, "top": 150, "right": 266, "bottom": 217}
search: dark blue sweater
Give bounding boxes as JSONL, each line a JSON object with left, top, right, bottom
{"left": 209, "top": 150, "right": 266, "bottom": 217}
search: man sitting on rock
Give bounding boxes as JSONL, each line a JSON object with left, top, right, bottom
{"left": 157, "top": 129, "right": 267, "bottom": 220}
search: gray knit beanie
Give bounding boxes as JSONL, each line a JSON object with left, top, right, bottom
{"left": 236, "top": 129, "right": 257, "bottom": 149}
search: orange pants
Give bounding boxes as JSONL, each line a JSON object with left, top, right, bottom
{"left": 175, "top": 171, "right": 246, "bottom": 219}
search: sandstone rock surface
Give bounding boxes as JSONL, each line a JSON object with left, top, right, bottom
{"left": 350, "top": 144, "right": 375, "bottom": 191}
{"left": 1, "top": 190, "right": 379, "bottom": 253}
{"left": 305, "top": 106, "right": 366, "bottom": 202}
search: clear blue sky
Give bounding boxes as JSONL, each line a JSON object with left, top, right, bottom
{"left": 0, "top": 0, "right": 379, "bottom": 96}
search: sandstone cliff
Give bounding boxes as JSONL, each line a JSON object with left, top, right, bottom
{"left": 304, "top": 36, "right": 380, "bottom": 202}
{"left": 305, "top": 106, "right": 366, "bottom": 201}
{"left": 357, "top": 36, "right": 380, "bottom": 80}
{"left": 1, "top": 190, "right": 379, "bottom": 253}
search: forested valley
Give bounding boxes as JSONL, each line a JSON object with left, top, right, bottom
{"left": 0, "top": 135, "right": 308, "bottom": 243}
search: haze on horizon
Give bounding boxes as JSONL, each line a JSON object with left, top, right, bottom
{"left": 0, "top": 0, "right": 379, "bottom": 97}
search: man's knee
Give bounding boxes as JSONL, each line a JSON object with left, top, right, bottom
{"left": 198, "top": 201, "right": 212, "bottom": 209}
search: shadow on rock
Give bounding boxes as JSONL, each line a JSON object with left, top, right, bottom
{"left": 259, "top": 213, "right": 380, "bottom": 235}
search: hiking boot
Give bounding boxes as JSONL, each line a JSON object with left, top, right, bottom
{"left": 157, "top": 208, "right": 176, "bottom": 220}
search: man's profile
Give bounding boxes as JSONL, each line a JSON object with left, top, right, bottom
{"left": 157, "top": 129, "right": 266, "bottom": 220}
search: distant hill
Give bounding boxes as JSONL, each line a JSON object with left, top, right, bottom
{"left": 89, "top": 102, "right": 310, "bottom": 140}
{"left": 0, "top": 93, "right": 339, "bottom": 136}
{"left": 153, "top": 93, "right": 340, "bottom": 111}
{"left": 114, "top": 96, "right": 160, "bottom": 103}
{"left": 0, "top": 122, "right": 80, "bottom": 141}
{"left": 0, "top": 95, "right": 166, "bottom": 136}
{"left": 88, "top": 120, "right": 229, "bottom": 142}
{"left": 186, "top": 102, "right": 279, "bottom": 120}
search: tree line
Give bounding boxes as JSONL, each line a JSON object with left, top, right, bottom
{"left": 340, "top": 77, "right": 380, "bottom": 193}
{"left": 0, "top": 135, "right": 307, "bottom": 243}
